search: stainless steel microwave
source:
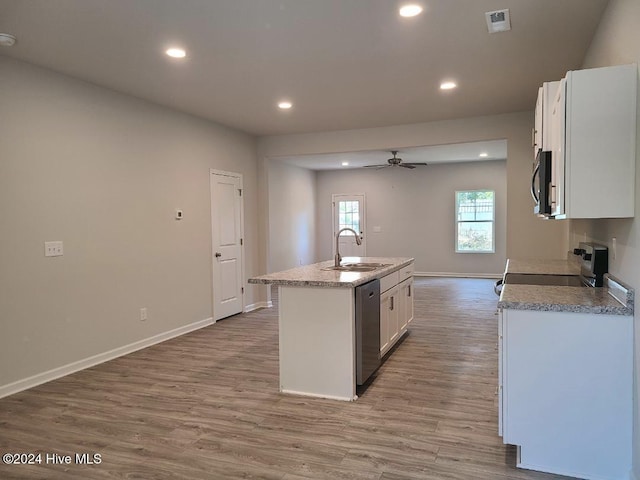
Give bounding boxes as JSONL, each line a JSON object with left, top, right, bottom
{"left": 531, "top": 150, "right": 552, "bottom": 217}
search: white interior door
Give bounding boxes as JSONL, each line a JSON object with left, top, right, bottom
{"left": 332, "top": 194, "right": 366, "bottom": 259}
{"left": 211, "top": 170, "right": 244, "bottom": 321}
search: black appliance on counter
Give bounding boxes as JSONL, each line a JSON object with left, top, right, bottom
{"left": 532, "top": 150, "right": 553, "bottom": 217}
{"left": 574, "top": 242, "right": 609, "bottom": 287}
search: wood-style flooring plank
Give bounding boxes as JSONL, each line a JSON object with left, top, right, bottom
{"left": 0, "top": 278, "right": 574, "bottom": 479}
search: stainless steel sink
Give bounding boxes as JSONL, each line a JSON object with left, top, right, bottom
{"left": 321, "top": 262, "right": 390, "bottom": 272}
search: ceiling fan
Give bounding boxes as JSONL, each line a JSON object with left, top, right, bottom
{"left": 363, "top": 151, "right": 427, "bottom": 169}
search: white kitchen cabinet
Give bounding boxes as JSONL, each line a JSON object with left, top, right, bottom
{"left": 380, "top": 263, "right": 414, "bottom": 356}
{"left": 498, "top": 308, "right": 632, "bottom": 479}
{"left": 532, "top": 81, "right": 560, "bottom": 158}
{"left": 549, "top": 64, "right": 637, "bottom": 219}
{"left": 397, "top": 277, "right": 413, "bottom": 332}
{"left": 380, "top": 285, "right": 398, "bottom": 355}
{"left": 497, "top": 308, "right": 503, "bottom": 438}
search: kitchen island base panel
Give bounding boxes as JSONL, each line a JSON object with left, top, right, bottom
{"left": 279, "top": 286, "right": 356, "bottom": 401}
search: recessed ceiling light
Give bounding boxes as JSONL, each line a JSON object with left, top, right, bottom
{"left": 278, "top": 101, "right": 293, "bottom": 110}
{"left": 479, "top": 152, "right": 488, "bottom": 158}
{"left": 0, "top": 33, "right": 16, "bottom": 47}
{"left": 440, "top": 81, "right": 457, "bottom": 90}
{"left": 399, "top": 4, "right": 423, "bottom": 17}
{"left": 165, "top": 48, "right": 186, "bottom": 58}
{"left": 342, "top": 162, "right": 349, "bottom": 166}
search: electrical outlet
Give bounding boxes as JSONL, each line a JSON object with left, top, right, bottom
{"left": 140, "top": 307, "right": 148, "bottom": 321}
{"left": 44, "top": 241, "right": 63, "bottom": 257}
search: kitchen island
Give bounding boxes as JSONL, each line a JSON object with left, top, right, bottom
{"left": 249, "top": 257, "right": 414, "bottom": 401}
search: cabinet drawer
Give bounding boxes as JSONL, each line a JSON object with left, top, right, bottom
{"left": 380, "top": 271, "right": 399, "bottom": 293}
{"left": 398, "top": 264, "right": 414, "bottom": 283}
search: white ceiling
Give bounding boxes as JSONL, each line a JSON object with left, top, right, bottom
{"left": 275, "top": 139, "right": 507, "bottom": 170}
{"left": 0, "top": 0, "right": 608, "bottom": 136}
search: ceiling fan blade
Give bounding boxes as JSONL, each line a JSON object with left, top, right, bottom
{"left": 402, "top": 162, "right": 428, "bottom": 167}
{"left": 363, "top": 164, "right": 386, "bottom": 168}
{"left": 400, "top": 164, "right": 416, "bottom": 169}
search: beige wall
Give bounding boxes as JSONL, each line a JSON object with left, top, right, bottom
{"left": 567, "top": 0, "right": 640, "bottom": 475}
{"left": 315, "top": 160, "right": 507, "bottom": 275}
{"left": 0, "top": 57, "right": 259, "bottom": 389}
{"left": 257, "top": 110, "right": 569, "bottom": 284}
{"left": 267, "top": 161, "right": 317, "bottom": 272}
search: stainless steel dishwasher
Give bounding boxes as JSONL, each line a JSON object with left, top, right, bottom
{"left": 355, "top": 279, "right": 381, "bottom": 385}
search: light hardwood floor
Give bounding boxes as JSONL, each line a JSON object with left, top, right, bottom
{"left": 0, "top": 278, "right": 574, "bottom": 479}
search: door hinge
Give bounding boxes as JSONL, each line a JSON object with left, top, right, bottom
{"left": 240, "top": 238, "right": 243, "bottom": 246}
{"left": 238, "top": 188, "right": 242, "bottom": 197}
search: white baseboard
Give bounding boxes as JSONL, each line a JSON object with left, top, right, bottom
{"left": 0, "top": 316, "right": 215, "bottom": 399}
{"left": 244, "top": 301, "right": 273, "bottom": 312}
{"left": 415, "top": 271, "right": 502, "bottom": 279}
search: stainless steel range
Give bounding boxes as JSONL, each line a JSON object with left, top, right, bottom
{"left": 574, "top": 242, "right": 608, "bottom": 287}
{"left": 495, "top": 242, "right": 608, "bottom": 295}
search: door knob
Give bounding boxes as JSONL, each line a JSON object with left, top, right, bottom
{"left": 215, "top": 252, "right": 222, "bottom": 258}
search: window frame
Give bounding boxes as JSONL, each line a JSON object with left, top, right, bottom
{"left": 454, "top": 189, "right": 496, "bottom": 254}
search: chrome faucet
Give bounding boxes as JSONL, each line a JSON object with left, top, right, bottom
{"left": 335, "top": 228, "right": 362, "bottom": 267}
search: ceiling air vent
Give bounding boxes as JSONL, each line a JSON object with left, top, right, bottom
{"left": 485, "top": 9, "right": 511, "bottom": 33}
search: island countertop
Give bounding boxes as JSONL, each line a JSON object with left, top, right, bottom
{"left": 248, "top": 257, "right": 414, "bottom": 288}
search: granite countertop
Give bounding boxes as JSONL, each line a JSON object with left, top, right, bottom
{"left": 498, "top": 282, "right": 633, "bottom": 316}
{"left": 505, "top": 257, "right": 581, "bottom": 276}
{"left": 248, "top": 257, "right": 414, "bottom": 288}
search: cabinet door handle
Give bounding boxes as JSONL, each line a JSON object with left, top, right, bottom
{"left": 390, "top": 296, "right": 394, "bottom": 311}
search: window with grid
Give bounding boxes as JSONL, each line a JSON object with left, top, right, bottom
{"left": 455, "top": 190, "right": 495, "bottom": 253}
{"left": 338, "top": 201, "right": 360, "bottom": 235}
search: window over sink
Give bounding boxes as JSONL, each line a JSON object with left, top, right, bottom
{"left": 455, "top": 190, "right": 495, "bottom": 253}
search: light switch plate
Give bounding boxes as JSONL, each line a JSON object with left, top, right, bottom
{"left": 44, "top": 241, "right": 63, "bottom": 257}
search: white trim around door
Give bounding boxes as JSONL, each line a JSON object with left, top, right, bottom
{"left": 210, "top": 169, "right": 245, "bottom": 321}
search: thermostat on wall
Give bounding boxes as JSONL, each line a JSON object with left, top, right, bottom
{"left": 175, "top": 209, "right": 183, "bottom": 220}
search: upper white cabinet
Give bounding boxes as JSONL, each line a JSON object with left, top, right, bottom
{"left": 548, "top": 64, "right": 637, "bottom": 219}
{"left": 532, "top": 81, "right": 560, "bottom": 158}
